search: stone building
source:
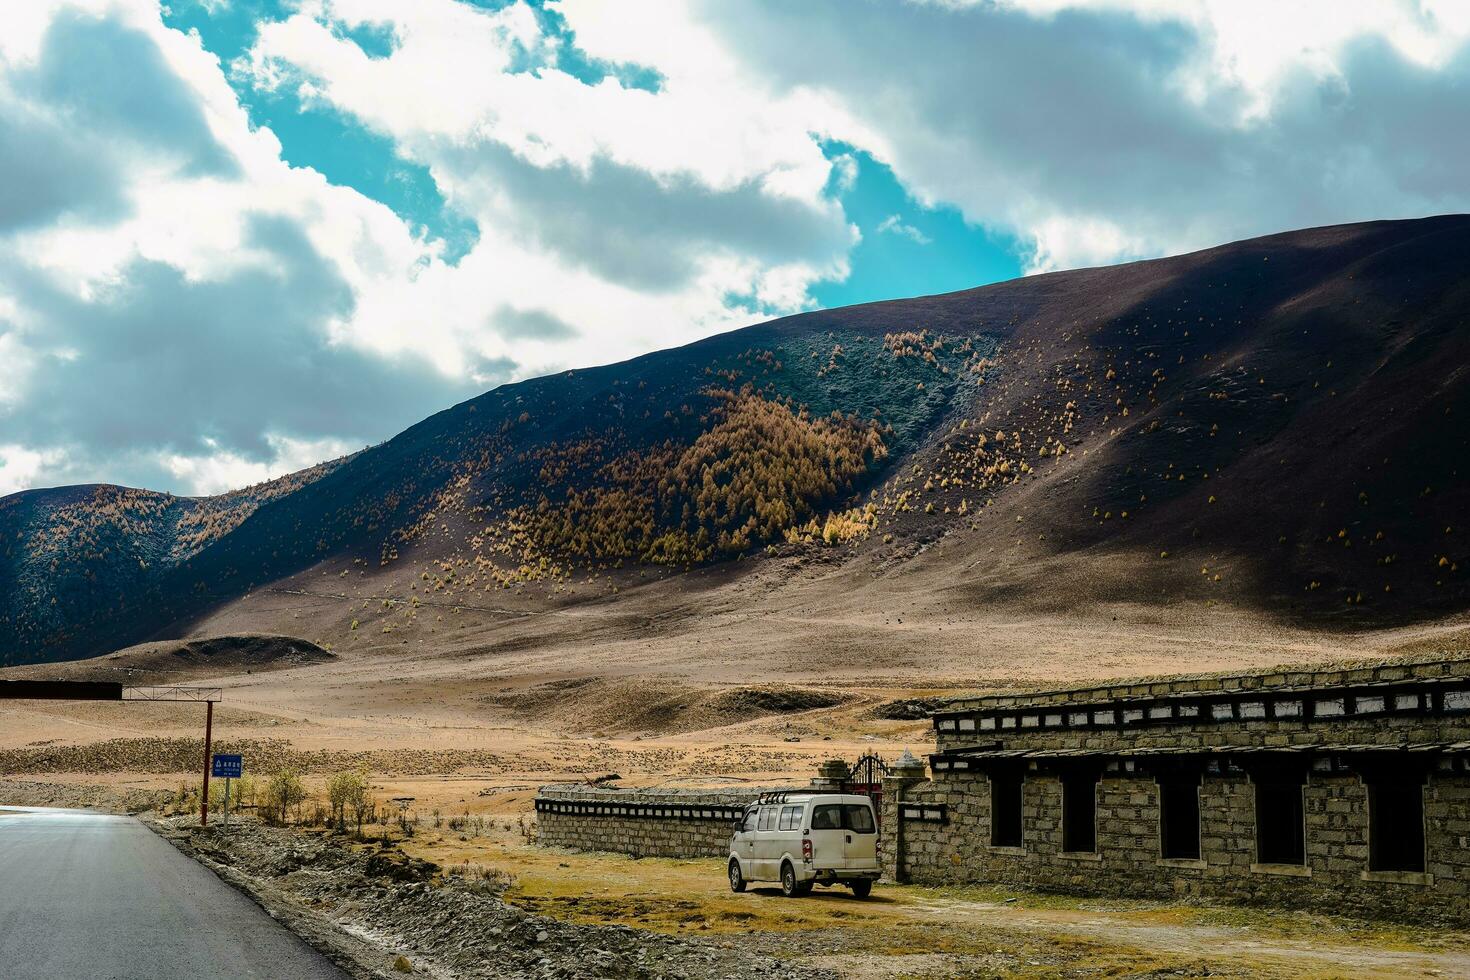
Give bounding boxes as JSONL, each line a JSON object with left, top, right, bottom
{"left": 881, "top": 654, "right": 1470, "bottom": 923}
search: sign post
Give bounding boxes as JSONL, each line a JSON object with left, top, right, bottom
{"left": 200, "top": 701, "right": 213, "bottom": 827}
{"left": 211, "top": 753, "right": 242, "bottom": 829}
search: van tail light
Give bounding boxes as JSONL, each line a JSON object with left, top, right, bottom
{"left": 802, "top": 839, "right": 813, "bottom": 862}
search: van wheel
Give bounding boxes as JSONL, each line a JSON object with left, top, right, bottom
{"left": 849, "top": 879, "right": 873, "bottom": 899}
{"left": 780, "top": 862, "right": 804, "bottom": 897}
{"left": 728, "top": 860, "right": 746, "bottom": 893}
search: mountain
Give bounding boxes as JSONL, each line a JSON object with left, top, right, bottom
{"left": 4, "top": 215, "right": 1469, "bottom": 667}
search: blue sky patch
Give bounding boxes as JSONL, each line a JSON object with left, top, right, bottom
{"left": 813, "top": 142, "right": 1023, "bottom": 309}
{"left": 467, "top": 0, "right": 665, "bottom": 91}
{"left": 333, "top": 18, "right": 398, "bottom": 60}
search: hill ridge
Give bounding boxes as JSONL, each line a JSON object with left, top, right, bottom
{"left": 4, "top": 214, "right": 1469, "bottom": 666}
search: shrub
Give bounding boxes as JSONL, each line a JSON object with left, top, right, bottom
{"left": 326, "top": 770, "right": 369, "bottom": 831}
{"left": 234, "top": 772, "right": 257, "bottom": 811}
{"left": 263, "top": 768, "right": 306, "bottom": 825}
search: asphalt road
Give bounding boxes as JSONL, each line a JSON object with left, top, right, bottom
{"left": 0, "top": 807, "right": 346, "bottom": 980}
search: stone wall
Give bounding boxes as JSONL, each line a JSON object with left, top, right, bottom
{"left": 535, "top": 785, "right": 772, "bottom": 859}
{"left": 883, "top": 770, "right": 1470, "bottom": 925}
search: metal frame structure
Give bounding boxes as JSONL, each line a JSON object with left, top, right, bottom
{"left": 1, "top": 680, "right": 222, "bottom": 826}
{"left": 123, "top": 686, "right": 223, "bottom": 703}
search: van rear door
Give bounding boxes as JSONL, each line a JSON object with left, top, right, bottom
{"left": 842, "top": 802, "right": 879, "bottom": 869}
{"left": 808, "top": 803, "right": 846, "bottom": 870}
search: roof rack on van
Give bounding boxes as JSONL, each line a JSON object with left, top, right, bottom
{"left": 752, "top": 791, "right": 794, "bottom": 806}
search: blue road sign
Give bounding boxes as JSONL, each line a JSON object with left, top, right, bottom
{"left": 211, "top": 754, "right": 242, "bottom": 779}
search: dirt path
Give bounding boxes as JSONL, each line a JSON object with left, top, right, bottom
{"left": 903, "top": 895, "right": 1470, "bottom": 978}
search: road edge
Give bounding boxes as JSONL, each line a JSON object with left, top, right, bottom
{"left": 146, "top": 818, "right": 406, "bottom": 980}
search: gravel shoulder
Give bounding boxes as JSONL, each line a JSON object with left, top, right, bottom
{"left": 151, "top": 816, "right": 834, "bottom": 980}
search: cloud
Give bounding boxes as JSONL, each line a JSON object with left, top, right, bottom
{"left": 0, "top": 0, "right": 864, "bottom": 496}
{"left": 0, "top": 2, "right": 486, "bottom": 493}
{"left": 427, "top": 138, "right": 852, "bottom": 292}
{"left": 876, "top": 214, "right": 932, "bottom": 246}
{"left": 682, "top": 0, "right": 1470, "bottom": 270}
{"left": 0, "top": 92, "right": 125, "bottom": 232}
{"left": 3, "top": 215, "right": 472, "bottom": 461}
{"left": 239, "top": 0, "right": 856, "bottom": 290}
{"left": 494, "top": 306, "right": 578, "bottom": 343}
{"left": 160, "top": 433, "right": 358, "bottom": 497}
{"left": 0, "top": 444, "right": 66, "bottom": 498}
{"left": 19, "top": 9, "right": 239, "bottom": 179}
{"left": 5, "top": 0, "right": 1470, "bottom": 498}
{"left": 230, "top": 0, "right": 859, "bottom": 386}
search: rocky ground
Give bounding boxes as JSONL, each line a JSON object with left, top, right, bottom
{"left": 140, "top": 808, "right": 1470, "bottom": 980}
{"left": 153, "top": 816, "right": 835, "bottom": 980}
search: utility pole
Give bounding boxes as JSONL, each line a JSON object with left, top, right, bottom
{"left": 200, "top": 700, "right": 214, "bottom": 827}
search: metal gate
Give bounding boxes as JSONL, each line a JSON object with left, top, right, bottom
{"left": 843, "top": 751, "right": 889, "bottom": 824}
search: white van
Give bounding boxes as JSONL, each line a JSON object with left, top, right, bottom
{"left": 728, "top": 793, "right": 880, "bottom": 897}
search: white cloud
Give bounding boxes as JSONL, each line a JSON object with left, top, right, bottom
{"left": 0, "top": 1, "right": 483, "bottom": 493}
{"left": 0, "top": 0, "right": 859, "bottom": 495}
{"left": 162, "top": 434, "right": 357, "bottom": 496}
{"left": 233, "top": 0, "right": 858, "bottom": 383}
{"left": 5, "top": 0, "right": 1470, "bottom": 498}
{"left": 877, "top": 214, "right": 932, "bottom": 246}
{"left": 241, "top": 0, "right": 847, "bottom": 200}
{"left": 992, "top": 0, "right": 1470, "bottom": 117}
{"left": 690, "top": 0, "right": 1470, "bottom": 270}
{"left": 0, "top": 445, "right": 65, "bottom": 497}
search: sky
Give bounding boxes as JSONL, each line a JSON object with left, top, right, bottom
{"left": 2, "top": 0, "right": 1469, "bottom": 496}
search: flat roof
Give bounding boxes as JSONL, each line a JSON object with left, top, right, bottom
{"left": 935, "top": 651, "right": 1470, "bottom": 714}
{"left": 933, "top": 740, "right": 1470, "bottom": 761}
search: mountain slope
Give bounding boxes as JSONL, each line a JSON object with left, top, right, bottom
{"left": 4, "top": 215, "right": 1469, "bottom": 666}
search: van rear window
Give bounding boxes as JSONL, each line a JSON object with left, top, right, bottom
{"left": 844, "top": 804, "right": 876, "bottom": 834}
{"left": 811, "top": 803, "right": 876, "bottom": 832}
{"left": 811, "top": 805, "right": 842, "bottom": 830}
{"left": 778, "top": 805, "right": 802, "bottom": 831}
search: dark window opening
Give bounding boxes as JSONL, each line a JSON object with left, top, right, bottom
{"left": 1254, "top": 776, "right": 1305, "bottom": 865}
{"left": 1368, "top": 780, "right": 1425, "bottom": 873}
{"left": 1062, "top": 771, "right": 1098, "bottom": 853}
{"left": 990, "top": 770, "right": 1023, "bottom": 847}
{"left": 1159, "top": 775, "right": 1202, "bottom": 860}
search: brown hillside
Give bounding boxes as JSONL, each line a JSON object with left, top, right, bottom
{"left": 3, "top": 215, "right": 1469, "bottom": 668}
